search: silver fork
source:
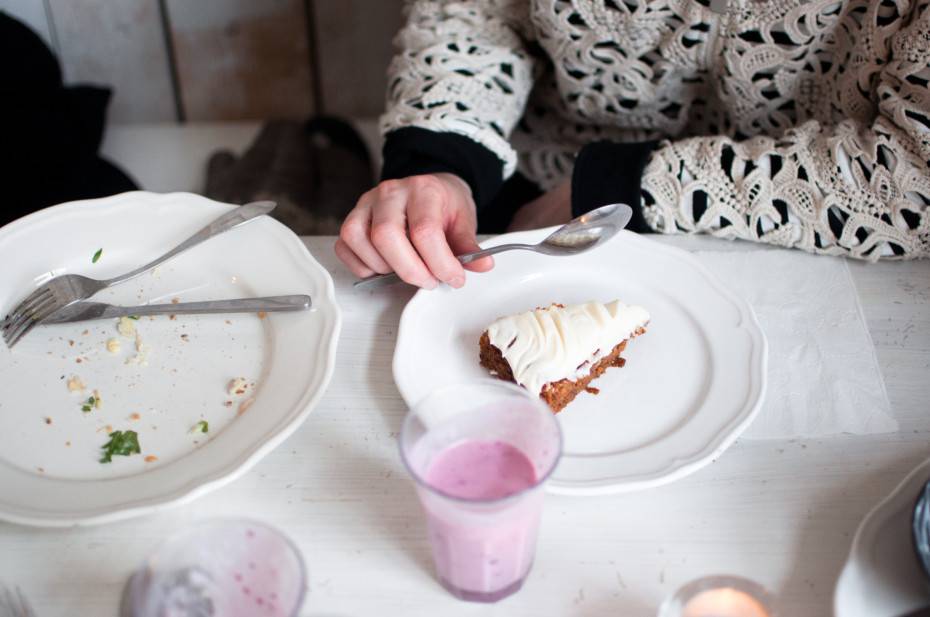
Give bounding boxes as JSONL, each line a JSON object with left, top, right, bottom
{"left": 41, "top": 294, "right": 311, "bottom": 324}
{"left": 1, "top": 201, "right": 275, "bottom": 348}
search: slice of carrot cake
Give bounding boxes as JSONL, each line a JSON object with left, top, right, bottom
{"left": 479, "top": 300, "right": 649, "bottom": 413}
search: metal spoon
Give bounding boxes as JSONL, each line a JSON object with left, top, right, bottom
{"left": 353, "top": 202, "right": 633, "bottom": 290}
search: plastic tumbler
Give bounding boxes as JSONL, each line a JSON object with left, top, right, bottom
{"left": 125, "top": 518, "right": 306, "bottom": 617}
{"left": 400, "top": 380, "right": 562, "bottom": 602}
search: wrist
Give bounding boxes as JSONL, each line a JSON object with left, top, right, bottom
{"left": 571, "top": 140, "right": 658, "bottom": 233}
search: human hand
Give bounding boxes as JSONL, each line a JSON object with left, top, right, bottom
{"left": 507, "top": 180, "right": 571, "bottom": 232}
{"left": 335, "top": 173, "right": 493, "bottom": 289}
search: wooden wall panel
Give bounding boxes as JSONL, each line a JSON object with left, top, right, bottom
{"left": 312, "top": 0, "right": 405, "bottom": 117}
{"left": 166, "top": 0, "right": 314, "bottom": 121}
{"left": 46, "top": 0, "right": 176, "bottom": 122}
{"left": 0, "top": 0, "right": 57, "bottom": 53}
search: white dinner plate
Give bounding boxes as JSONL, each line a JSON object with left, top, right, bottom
{"left": 393, "top": 228, "right": 767, "bottom": 495}
{"left": 0, "top": 192, "right": 340, "bottom": 526}
{"left": 834, "top": 458, "right": 930, "bottom": 617}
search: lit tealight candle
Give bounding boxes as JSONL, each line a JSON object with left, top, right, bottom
{"left": 682, "top": 587, "right": 770, "bottom": 617}
{"left": 659, "top": 575, "right": 774, "bottom": 617}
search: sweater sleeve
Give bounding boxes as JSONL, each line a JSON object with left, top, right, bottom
{"left": 636, "top": 4, "right": 930, "bottom": 261}
{"left": 380, "top": 0, "right": 537, "bottom": 187}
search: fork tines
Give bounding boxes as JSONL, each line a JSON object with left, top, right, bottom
{"left": 2, "top": 287, "right": 57, "bottom": 349}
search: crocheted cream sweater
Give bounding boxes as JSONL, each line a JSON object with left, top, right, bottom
{"left": 381, "top": 0, "right": 930, "bottom": 260}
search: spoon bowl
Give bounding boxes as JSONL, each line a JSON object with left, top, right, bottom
{"left": 355, "top": 203, "right": 633, "bottom": 290}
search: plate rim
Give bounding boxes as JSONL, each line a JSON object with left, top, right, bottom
{"left": 833, "top": 456, "right": 930, "bottom": 616}
{"left": 0, "top": 191, "right": 342, "bottom": 526}
{"left": 392, "top": 228, "right": 767, "bottom": 496}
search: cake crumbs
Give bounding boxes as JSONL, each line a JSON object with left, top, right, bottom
{"left": 117, "top": 316, "right": 136, "bottom": 338}
{"left": 257, "top": 311, "right": 267, "bottom": 320}
{"left": 223, "top": 400, "right": 233, "bottom": 408}
{"left": 65, "top": 441, "right": 71, "bottom": 447}
{"left": 129, "top": 413, "right": 141, "bottom": 421}
{"left": 44, "top": 417, "right": 52, "bottom": 425}
{"left": 68, "top": 340, "right": 74, "bottom": 347}
{"left": 144, "top": 455, "right": 158, "bottom": 463}
{"left": 66, "top": 376, "right": 86, "bottom": 393}
{"left": 36, "top": 467, "right": 45, "bottom": 473}
{"left": 106, "top": 338, "right": 121, "bottom": 354}
{"left": 227, "top": 378, "right": 250, "bottom": 396}
{"left": 171, "top": 297, "right": 180, "bottom": 304}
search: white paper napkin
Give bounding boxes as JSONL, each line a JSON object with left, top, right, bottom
{"left": 695, "top": 249, "right": 896, "bottom": 440}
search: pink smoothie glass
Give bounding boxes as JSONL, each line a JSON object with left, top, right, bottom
{"left": 400, "top": 380, "right": 562, "bottom": 603}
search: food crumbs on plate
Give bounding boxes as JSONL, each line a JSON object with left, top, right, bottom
{"left": 129, "top": 412, "right": 141, "bottom": 421}
{"left": 66, "top": 376, "right": 86, "bottom": 393}
{"left": 93, "top": 390, "right": 102, "bottom": 409}
{"left": 169, "top": 314, "right": 176, "bottom": 321}
{"left": 225, "top": 320, "right": 232, "bottom": 325}
{"left": 92, "top": 248, "right": 103, "bottom": 263}
{"left": 237, "top": 397, "right": 255, "bottom": 416}
{"left": 106, "top": 338, "right": 121, "bottom": 354}
{"left": 99, "top": 430, "right": 141, "bottom": 463}
{"left": 44, "top": 417, "right": 52, "bottom": 425}
{"left": 65, "top": 441, "right": 71, "bottom": 447}
{"left": 68, "top": 340, "right": 74, "bottom": 347}
{"left": 227, "top": 378, "right": 250, "bottom": 396}
{"left": 126, "top": 333, "right": 149, "bottom": 366}
{"left": 171, "top": 297, "right": 180, "bottom": 304}
{"left": 223, "top": 400, "right": 233, "bottom": 408}
{"left": 75, "top": 358, "right": 82, "bottom": 364}
{"left": 180, "top": 334, "right": 189, "bottom": 342}
{"left": 191, "top": 420, "right": 209, "bottom": 434}
{"left": 257, "top": 311, "right": 267, "bottom": 320}
{"left": 117, "top": 316, "right": 136, "bottom": 338}
{"left": 36, "top": 467, "right": 45, "bottom": 473}
{"left": 144, "top": 455, "right": 158, "bottom": 463}
{"left": 82, "top": 329, "right": 89, "bottom": 336}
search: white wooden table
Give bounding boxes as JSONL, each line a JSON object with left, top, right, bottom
{"left": 0, "top": 234, "right": 928, "bottom": 617}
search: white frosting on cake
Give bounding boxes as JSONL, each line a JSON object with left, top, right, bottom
{"left": 486, "top": 300, "right": 650, "bottom": 397}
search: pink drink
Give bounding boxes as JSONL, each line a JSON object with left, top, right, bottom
{"left": 401, "top": 382, "right": 562, "bottom": 603}
{"left": 424, "top": 440, "right": 541, "bottom": 600}
{"left": 426, "top": 440, "right": 537, "bottom": 500}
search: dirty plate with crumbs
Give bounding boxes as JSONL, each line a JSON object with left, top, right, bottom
{"left": 0, "top": 192, "right": 341, "bottom": 526}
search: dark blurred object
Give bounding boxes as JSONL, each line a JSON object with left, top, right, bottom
{"left": 206, "top": 117, "right": 372, "bottom": 235}
{"left": 0, "top": 11, "right": 137, "bottom": 227}
{"left": 913, "top": 477, "right": 930, "bottom": 582}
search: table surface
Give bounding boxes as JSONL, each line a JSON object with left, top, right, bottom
{"left": 0, "top": 233, "right": 928, "bottom": 617}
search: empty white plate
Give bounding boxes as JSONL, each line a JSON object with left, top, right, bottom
{"left": 0, "top": 192, "right": 341, "bottom": 526}
{"left": 393, "top": 228, "right": 766, "bottom": 495}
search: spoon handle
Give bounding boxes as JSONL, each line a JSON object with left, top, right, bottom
{"left": 353, "top": 243, "right": 531, "bottom": 290}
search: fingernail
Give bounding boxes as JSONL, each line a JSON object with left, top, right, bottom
{"left": 449, "top": 276, "right": 465, "bottom": 289}
{"left": 423, "top": 278, "right": 438, "bottom": 290}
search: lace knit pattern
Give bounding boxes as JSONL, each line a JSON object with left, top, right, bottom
{"left": 381, "top": 0, "right": 930, "bottom": 260}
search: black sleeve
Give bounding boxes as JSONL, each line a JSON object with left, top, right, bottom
{"left": 381, "top": 127, "right": 506, "bottom": 211}
{"left": 571, "top": 140, "right": 658, "bottom": 233}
